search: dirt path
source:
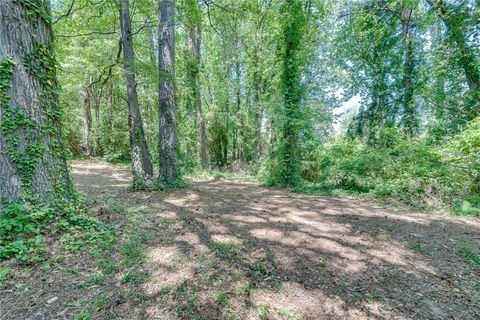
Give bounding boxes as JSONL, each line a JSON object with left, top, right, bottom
{"left": 2, "top": 160, "right": 478, "bottom": 319}
{"left": 69, "top": 160, "right": 480, "bottom": 319}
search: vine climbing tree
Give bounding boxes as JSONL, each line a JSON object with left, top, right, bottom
{"left": 0, "top": 0, "right": 74, "bottom": 209}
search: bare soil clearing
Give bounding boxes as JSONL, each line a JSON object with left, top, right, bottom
{"left": 2, "top": 160, "right": 479, "bottom": 319}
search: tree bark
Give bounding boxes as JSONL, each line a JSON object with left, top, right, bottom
{"left": 253, "top": 36, "right": 262, "bottom": 162}
{"left": 119, "top": 0, "right": 154, "bottom": 187}
{"left": 280, "top": 0, "right": 304, "bottom": 187}
{"left": 82, "top": 86, "right": 93, "bottom": 156}
{"left": 0, "top": 0, "right": 74, "bottom": 207}
{"left": 158, "top": 0, "right": 179, "bottom": 183}
{"left": 93, "top": 88, "right": 101, "bottom": 155}
{"left": 401, "top": 6, "right": 415, "bottom": 137}
{"left": 186, "top": 0, "right": 208, "bottom": 169}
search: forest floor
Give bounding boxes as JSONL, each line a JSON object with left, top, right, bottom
{"left": 1, "top": 160, "right": 480, "bottom": 319}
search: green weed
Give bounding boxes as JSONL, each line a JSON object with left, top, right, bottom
{"left": 459, "top": 239, "right": 480, "bottom": 267}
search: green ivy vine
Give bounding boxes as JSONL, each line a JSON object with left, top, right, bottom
{"left": 1, "top": 39, "right": 71, "bottom": 200}
{"left": 13, "top": 0, "right": 51, "bottom": 24}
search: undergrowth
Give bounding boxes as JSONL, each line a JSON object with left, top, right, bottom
{"left": 0, "top": 199, "right": 113, "bottom": 262}
{"left": 287, "top": 123, "right": 480, "bottom": 215}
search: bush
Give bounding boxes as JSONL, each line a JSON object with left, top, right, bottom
{"left": 300, "top": 124, "right": 479, "bottom": 211}
{"left": 0, "top": 200, "right": 113, "bottom": 262}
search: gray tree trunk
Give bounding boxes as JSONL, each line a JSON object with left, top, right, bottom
{"left": 186, "top": 1, "right": 208, "bottom": 169}
{"left": 0, "top": 0, "right": 74, "bottom": 208}
{"left": 93, "top": 90, "right": 101, "bottom": 155}
{"left": 401, "top": 6, "right": 415, "bottom": 137}
{"left": 253, "top": 36, "right": 262, "bottom": 162}
{"left": 158, "top": 0, "right": 179, "bottom": 183}
{"left": 82, "top": 86, "right": 93, "bottom": 156}
{"left": 119, "top": 0, "right": 154, "bottom": 188}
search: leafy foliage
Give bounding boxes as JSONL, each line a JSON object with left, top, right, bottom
{"left": 0, "top": 200, "right": 113, "bottom": 262}
{"left": 298, "top": 125, "right": 479, "bottom": 211}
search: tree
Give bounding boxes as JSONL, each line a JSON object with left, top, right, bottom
{"left": 336, "top": 1, "right": 401, "bottom": 143}
{"left": 277, "top": 0, "right": 307, "bottom": 186}
{"left": 82, "top": 84, "right": 93, "bottom": 156}
{"left": 398, "top": 0, "right": 419, "bottom": 137}
{"left": 185, "top": 0, "right": 208, "bottom": 168}
{"left": 426, "top": 0, "right": 480, "bottom": 113}
{"left": 119, "top": 0, "right": 154, "bottom": 189}
{"left": 0, "top": 0, "right": 74, "bottom": 208}
{"left": 158, "top": 0, "right": 179, "bottom": 183}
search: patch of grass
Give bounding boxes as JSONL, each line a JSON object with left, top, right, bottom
{"left": 90, "top": 274, "right": 102, "bottom": 284}
{"left": 49, "top": 255, "right": 66, "bottom": 264}
{"left": 75, "top": 312, "right": 93, "bottom": 320}
{"left": 381, "top": 266, "right": 393, "bottom": 278}
{"left": 279, "top": 307, "right": 301, "bottom": 320}
{"left": 0, "top": 267, "right": 10, "bottom": 281}
{"left": 365, "top": 290, "right": 382, "bottom": 303}
{"left": 61, "top": 229, "right": 116, "bottom": 253}
{"left": 98, "top": 258, "right": 117, "bottom": 275}
{"left": 121, "top": 233, "right": 147, "bottom": 267}
{"left": 209, "top": 241, "right": 236, "bottom": 259}
{"left": 258, "top": 305, "right": 270, "bottom": 319}
{"left": 91, "top": 294, "right": 111, "bottom": 310}
{"left": 452, "top": 197, "right": 480, "bottom": 217}
{"left": 121, "top": 270, "right": 146, "bottom": 285}
{"left": 106, "top": 201, "right": 127, "bottom": 214}
{"left": 459, "top": 239, "right": 480, "bottom": 267}
{"left": 253, "top": 251, "right": 278, "bottom": 277}
{"left": 175, "top": 280, "right": 200, "bottom": 296}
{"left": 187, "top": 168, "right": 259, "bottom": 183}
{"left": 215, "top": 291, "right": 230, "bottom": 307}
{"left": 408, "top": 242, "right": 432, "bottom": 256}
{"left": 291, "top": 182, "right": 338, "bottom": 196}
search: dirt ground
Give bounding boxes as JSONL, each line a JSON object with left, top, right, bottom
{"left": 1, "top": 160, "right": 480, "bottom": 319}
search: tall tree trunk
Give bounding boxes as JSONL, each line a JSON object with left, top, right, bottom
{"left": 0, "top": 0, "right": 74, "bottom": 208}
{"left": 186, "top": 0, "right": 208, "bottom": 169}
{"left": 401, "top": 6, "right": 415, "bottom": 137}
{"left": 82, "top": 87, "right": 93, "bottom": 156}
{"left": 147, "top": 22, "right": 158, "bottom": 80}
{"left": 93, "top": 89, "right": 101, "bottom": 155}
{"left": 119, "top": 0, "right": 154, "bottom": 188}
{"left": 279, "top": 0, "right": 305, "bottom": 187}
{"left": 426, "top": 0, "right": 480, "bottom": 94}
{"left": 253, "top": 36, "right": 262, "bottom": 162}
{"left": 433, "top": 21, "right": 446, "bottom": 121}
{"left": 233, "top": 51, "right": 241, "bottom": 162}
{"left": 158, "top": 0, "right": 179, "bottom": 183}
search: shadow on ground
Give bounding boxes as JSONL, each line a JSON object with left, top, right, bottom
{"left": 71, "top": 160, "right": 480, "bottom": 320}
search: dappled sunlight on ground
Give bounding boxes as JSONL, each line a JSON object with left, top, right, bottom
{"left": 68, "top": 160, "right": 480, "bottom": 319}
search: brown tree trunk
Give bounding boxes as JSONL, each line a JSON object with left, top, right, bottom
{"left": 186, "top": 0, "right": 208, "bottom": 169}
{"left": 253, "top": 36, "right": 262, "bottom": 162}
{"left": 82, "top": 87, "right": 93, "bottom": 156}
{"left": 158, "top": 0, "right": 179, "bottom": 183}
{"left": 0, "top": 0, "right": 74, "bottom": 208}
{"left": 93, "top": 89, "right": 101, "bottom": 155}
{"left": 401, "top": 6, "right": 415, "bottom": 137}
{"left": 119, "top": 0, "right": 154, "bottom": 188}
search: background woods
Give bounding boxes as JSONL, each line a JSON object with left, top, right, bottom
{"left": 47, "top": 0, "right": 480, "bottom": 211}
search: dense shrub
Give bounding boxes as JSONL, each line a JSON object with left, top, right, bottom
{"left": 0, "top": 200, "right": 113, "bottom": 262}
{"left": 299, "top": 123, "right": 480, "bottom": 213}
